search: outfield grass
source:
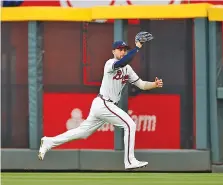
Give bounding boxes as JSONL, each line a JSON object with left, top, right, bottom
{"left": 1, "top": 173, "right": 223, "bottom": 185}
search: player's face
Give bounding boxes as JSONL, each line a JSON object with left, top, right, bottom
{"left": 113, "top": 48, "right": 128, "bottom": 60}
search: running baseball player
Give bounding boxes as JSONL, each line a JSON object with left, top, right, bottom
{"left": 38, "top": 31, "right": 163, "bottom": 170}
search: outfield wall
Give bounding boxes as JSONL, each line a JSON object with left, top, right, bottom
{"left": 2, "top": 149, "right": 211, "bottom": 172}
{"left": 1, "top": 3, "right": 223, "bottom": 172}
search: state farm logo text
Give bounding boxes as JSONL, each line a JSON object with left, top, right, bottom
{"left": 66, "top": 108, "right": 157, "bottom": 132}
{"left": 98, "top": 110, "right": 156, "bottom": 132}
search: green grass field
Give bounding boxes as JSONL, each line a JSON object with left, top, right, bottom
{"left": 2, "top": 173, "right": 223, "bottom": 185}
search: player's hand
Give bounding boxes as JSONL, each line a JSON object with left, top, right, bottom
{"left": 155, "top": 77, "right": 163, "bottom": 88}
{"left": 135, "top": 41, "right": 143, "bottom": 48}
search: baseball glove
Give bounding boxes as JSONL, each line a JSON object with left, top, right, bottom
{"left": 135, "top": 31, "right": 153, "bottom": 44}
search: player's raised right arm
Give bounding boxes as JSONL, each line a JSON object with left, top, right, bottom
{"left": 113, "top": 42, "right": 142, "bottom": 69}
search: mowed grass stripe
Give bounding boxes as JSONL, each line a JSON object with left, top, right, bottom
{"left": 2, "top": 173, "right": 223, "bottom": 178}
{"left": 2, "top": 179, "right": 223, "bottom": 182}
{"left": 2, "top": 173, "right": 223, "bottom": 176}
{"left": 2, "top": 176, "right": 223, "bottom": 179}
{"left": 1, "top": 177, "right": 223, "bottom": 181}
{"left": 1, "top": 173, "right": 223, "bottom": 180}
{"left": 1, "top": 173, "right": 223, "bottom": 185}
{"left": 2, "top": 179, "right": 223, "bottom": 185}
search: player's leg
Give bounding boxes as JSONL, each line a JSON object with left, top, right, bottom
{"left": 38, "top": 112, "right": 104, "bottom": 160}
{"left": 95, "top": 97, "right": 148, "bottom": 169}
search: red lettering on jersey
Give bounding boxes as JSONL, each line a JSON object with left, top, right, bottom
{"left": 113, "top": 70, "right": 122, "bottom": 80}
{"left": 113, "top": 70, "right": 129, "bottom": 84}
{"left": 122, "top": 75, "right": 129, "bottom": 84}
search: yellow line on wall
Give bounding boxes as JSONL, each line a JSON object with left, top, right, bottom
{"left": 1, "top": 4, "right": 221, "bottom": 22}
{"left": 1, "top": 7, "right": 92, "bottom": 22}
{"left": 91, "top": 3, "right": 210, "bottom": 20}
{"left": 208, "top": 6, "right": 223, "bottom": 21}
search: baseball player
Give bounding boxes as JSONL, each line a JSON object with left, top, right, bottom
{"left": 38, "top": 32, "right": 163, "bottom": 170}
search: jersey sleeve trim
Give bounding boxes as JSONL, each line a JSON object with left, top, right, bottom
{"left": 130, "top": 77, "right": 140, "bottom": 84}
{"left": 112, "top": 62, "right": 120, "bottom": 71}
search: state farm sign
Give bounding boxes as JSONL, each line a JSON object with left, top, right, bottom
{"left": 43, "top": 93, "right": 180, "bottom": 149}
{"left": 128, "top": 110, "right": 157, "bottom": 132}
{"left": 78, "top": 109, "right": 157, "bottom": 132}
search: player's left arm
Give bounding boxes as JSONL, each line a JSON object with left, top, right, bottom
{"left": 133, "top": 78, "right": 163, "bottom": 90}
{"left": 128, "top": 66, "right": 163, "bottom": 90}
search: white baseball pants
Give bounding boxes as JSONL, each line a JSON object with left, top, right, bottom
{"left": 48, "top": 96, "right": 137, "bottom": 166}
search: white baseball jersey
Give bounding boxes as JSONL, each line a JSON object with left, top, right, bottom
{"left": 99, "top": 58, "right": 140, "bottom": 103}
{"left": 42, "top": 57, "right": 141, "bottom": 168}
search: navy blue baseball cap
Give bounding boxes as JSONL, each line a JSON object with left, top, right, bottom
{"left": 112, "top": 41, "right": 130, "bottom": 50}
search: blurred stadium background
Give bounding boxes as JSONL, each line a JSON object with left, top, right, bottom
{"left": 1, "top": 0, "right": 223, "bottom": 177}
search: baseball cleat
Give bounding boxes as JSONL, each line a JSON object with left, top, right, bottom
{"left": 125, "top": 161, "right": 148, "bottom": 170}
{"left": 38, "top": 136, "right": 51, "bottom": 160}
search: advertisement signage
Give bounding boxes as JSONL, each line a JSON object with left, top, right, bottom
{"left": 43, "top": 93, "right": 180, "bottom": 149}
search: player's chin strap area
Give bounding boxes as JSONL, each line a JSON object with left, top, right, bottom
{"left": 97, "top": 94, "right": 118, "bottom": 106}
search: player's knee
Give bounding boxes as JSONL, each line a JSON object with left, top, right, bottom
{"left": 125, "top": 120, "right": 136, "bottom": 132}
{"left": 81, "top": 135, "right": 88, "bottom": 139}
{"left": 80, "top": 132, "right": 91, "bottom": 139}
{"left": 130, "top": 122, "right": 136, "bottom": 131}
